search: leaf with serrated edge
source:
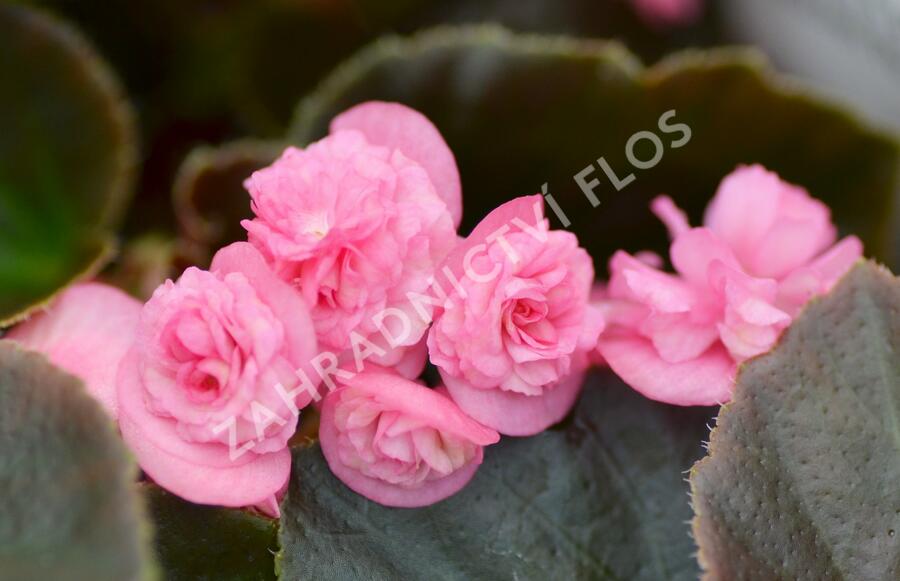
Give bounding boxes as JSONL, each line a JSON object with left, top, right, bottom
{"left": 691, "top": 261, "right": 900, "bottom": 580}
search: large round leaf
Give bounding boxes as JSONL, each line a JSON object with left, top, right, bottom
{"left": 691, "top": 262, "right": 900, "bottom": 579}
{"left": 142, "top": 484, "right": 278, "bottom": 581}
{"left": 278, "top": 371, "right": 715, "bottom": 580}
{"left": 0, "top": 4, "right": 136, "bottom": 325}
{"left": 0, "top": 341, "right": 150, "bottom": 580}
{"left": 289, "top": 25, "right": 900, "bottom": 272}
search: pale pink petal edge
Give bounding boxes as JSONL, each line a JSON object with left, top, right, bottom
{"left": 343, "top": 372, "right": 499, "bottom": 445}
{"left": 441, "top": 366, "right": 585, "bottom": 437}
{"left": 598, "top": 334, "right": 734, "bottom": 406}
{"left": 331, "top": 101, "right": 462, "bottom": 228}
{"left": 319, "top": 385, "right": 487, "bottom": 507}
{"left": 117, "top": 349, "right": 290, "bottom": 509}
{"left": 7, "top": 282, "right": 142, "bottom": 420}
{"left": 436, "top": 194, "right": 543, "bottom": 291}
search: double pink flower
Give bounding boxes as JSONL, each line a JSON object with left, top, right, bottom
{"left": 596, "top": 165, "right": 862, "bottom": 405}
{"left": 319, "top": 369, "right": 499, "bottom": 507}
{"left": 428, "top": 196, "right": 604, "bottom": 436}
{"left": 7, "top": 245, "right": 313, "bottom": 518}
{"left": 242, "top": 102, "right": 460, "bottom": 377}
{"left": 116, "top": 242, "right": 319, "bottom": 516}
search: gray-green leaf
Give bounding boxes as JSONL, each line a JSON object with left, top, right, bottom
{"left": 0, "top": 341, "right": 150, "bottom": 580}
{"left": 278, "top": 371, "right": 714, "bottom": 580}
{"left": 691, "top": 261, "right": 900, "bottom": 580}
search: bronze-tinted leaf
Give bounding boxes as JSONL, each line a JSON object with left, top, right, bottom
{"left": 0, "top": 4, "right": 136, "bottom": 325}
{"left": 172, "top": 140, "right": 281, "bottom": 266}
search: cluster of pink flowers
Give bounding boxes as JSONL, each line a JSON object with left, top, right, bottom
{"left": 5, "top": 103, "right": 862, "bottom": 515}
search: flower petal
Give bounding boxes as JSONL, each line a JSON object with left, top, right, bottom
{"left": 7, "top": 282, "right": 142, "bottom": 419}
{"left": 117, "top": 349, "right": 291, "bottom": 509}
{"left": 612, "top": 251, "right": 695, "bottom": 313}
{"left": 669, "top": 227, "right": 740, "bottom": 287}
{"left": 331, "top": 101, "right": 462, "bottom": 227}
{"left": 650, "top": 195, "right": 691, "bottom": 238}
{"left": 344, "top": 372, "right": 499, "bottom": 445}
{"left": 436, "top": 194, "right": 544, "bottom": 291}
{"left": 704, "top": 165, "right": 780, "bottom": 254}
{"left": 211, "top": 241, "right": 320, "bottom": 406}
{"left": 319, "top": 373, "right": 497, "bottom": 507}
{"left": 441, "top": 366, "right": 585, "bottom": 437}
{"left": 321, "top": 414, "right": 484, "bottom": 507}
{"left": 778, "top": 236, "right": 863, "bottom": 312}
{"left": 598, "top": 334, "right": 734, "bottom": 406}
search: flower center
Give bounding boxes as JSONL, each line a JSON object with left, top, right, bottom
{"left": 335, "top": 395, "right": 476, "bottom": 488}
{"left": 502, "top": 298, "right": 556, "bottom": 347}
{"left": 198, "top": 374, "right": 219, "bottom": 392}
{"left": 302, "top": 212, "right": 331, "bottom": 240}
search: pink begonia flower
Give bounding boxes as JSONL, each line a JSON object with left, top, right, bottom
{"left": 242, "top": 102, "right": 458, "bottom": 376}
{"left": 6, "top": 282, "right": 141, "bottom": 419}
{"left": 428, "top": 195, "right": 604, "bottom": 436}
{"left": 630, "top": 0, "right": 703, "bottom": 28}
{"left": 117, "top": 242, "right": 318, "bottom": 516}
{"left": 597, "top": 165, "right": 863, "bottom": 406}
{"left": 319, "top": 369, "right": 499, "bottom": 507}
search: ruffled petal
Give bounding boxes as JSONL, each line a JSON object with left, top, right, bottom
{"left": 669, "top": 227, "right": 740, "bottom": 287}
{"left": 319, "top": 373, "right": 498, "bottom": 507}
{"left": 612, "top": 251, "right": 695, "bottom": 313}
{"left": 778, "top": 236, "right": 863, "bottom": 312}
{"left": 436, "top": 194, "right": 544, "bottom": 291}
{"left": 331, "top": 101, "right": 462, "bottom": 227}
{"left": 211, "top": 241, "right": 320, "bottom": 408}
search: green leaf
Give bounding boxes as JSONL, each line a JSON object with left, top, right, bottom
{"left": 289, "top": 25, "right": 900, "bottom": 273}
{"left": 278, "top": 371, "right": 714, "bottom": 580}
{"left": 690, "top": 262, "right": 900, "bottom": 580}
{"left": 0, "top": 4, "right": 136, "bottom": 325}
{"left": 173, "top": 140, "right": 281, "bottom": 267}
{"left": 141, "top": 484, "right": 278, "bottom": 581}
{"left": 0, "top": 341, "right": 151, "bottom": 580}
